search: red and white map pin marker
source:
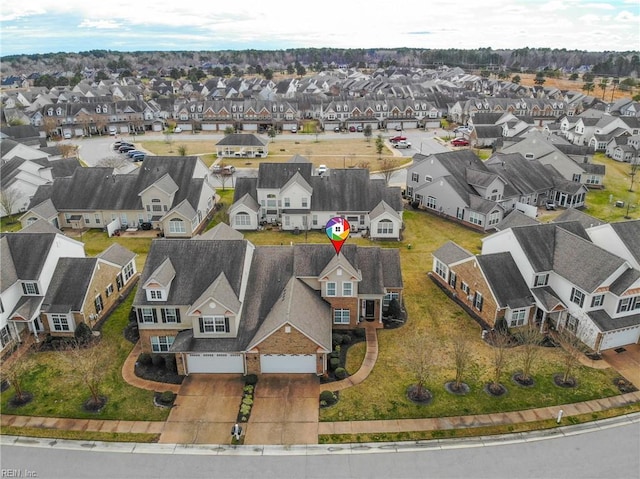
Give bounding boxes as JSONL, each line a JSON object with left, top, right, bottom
{"left": 325, "top": 217, "right": 350, "bottom": 255}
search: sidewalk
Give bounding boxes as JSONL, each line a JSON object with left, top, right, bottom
{"left": 2, "top": 327, "right": 639, "bottom": 443}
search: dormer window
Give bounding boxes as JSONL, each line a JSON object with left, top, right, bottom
{"left": 96, "top": 106, "right": 101, "bottom": 113}
{"left": 147, "top": 289, "right": 164, "bottom": 301}
{"left": 272, "top": 105, "right": 277, "bottom": 112}
{"left": 190, "top": 105, "right": 195, "bottom": 112}
{"left": 22, "top": 282, "right": 40, "bottom": 295}
{"left": 47, "top": 108, "right": 53, "bottom": 116}
{"left": 56, "top": 107, "right": 62, "bottom": 116}
{"left": 103, "top": 105, "right": 108, "bottom": 113}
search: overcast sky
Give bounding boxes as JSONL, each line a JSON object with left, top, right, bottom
{"left": 1, "top": 0, "right": 638, "bottom": 56}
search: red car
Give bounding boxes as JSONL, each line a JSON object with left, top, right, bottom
{"left": 390, "top": 135, "right": 407, "bottom": 143}
{"left": 451, "top": 138, "right": 469, "bottom": 147}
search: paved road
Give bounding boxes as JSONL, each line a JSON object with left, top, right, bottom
{"left": 2, "top": 419, "right": 638, "bottom": 479}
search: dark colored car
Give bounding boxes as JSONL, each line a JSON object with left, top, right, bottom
{"left": 333, "top": 127, "right": 340, "bottom": 133}
{"left": 140, "top": 222, "right": 152, "bottom": 230}
{"left": 349, "top": 126, "right": 356, "bottom": 132}
{"left": 118, "top": 145, "right": 136, "bottom": 153}
{"left": 451, "top": 138, "right": 469, "bottom": 147}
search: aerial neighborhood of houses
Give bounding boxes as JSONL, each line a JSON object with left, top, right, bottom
{"left": 1, "top": 62, "right": 639, "bottom": 373}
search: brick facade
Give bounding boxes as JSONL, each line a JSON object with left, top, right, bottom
{"left": 325, "top": 297, "right": 359, "bottom": 329}
{"left": 251, "top": 325, "right": 324, "bottom": 374}
{"left": 139, "top": 328, "right": 180, "bottom": 353}
{"left": 436, "top": 258, "right": 500, "bottom": 328}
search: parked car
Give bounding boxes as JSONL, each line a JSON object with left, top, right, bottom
{"left": 333, "top": 127, "right": 341, "bottom": 133}
{"left": 211, "top": 165, "right": 223, "bottom": 173}
{"left": 356, "top": 125, "right": 363, "bottom": 132}
{"left": 113, "top": 141, "right": 133, "bottom": 150}
{"left": 118, "top": 145, "right": 136, "bottom": 153}
{"left": 63, "top": 130, "right": 72, "bottom": 139}
{"left": 109, "top": 126, "right": 117, "bottom": 136}
{"left": 139, "top": 222, "right": 152, "bottom": 230}
{"left": 454, "top": 126, "right": 472, "bottom": 135}
{"left": 451, "top": 138, "right": 469, "bottom": 147}
{"left": 390, "top": 135, "right": 407, "bottom": 144}
{"left": 126, "top": 150, "right": 145, "bottom": 157}
{"left": 349, "top": 126, "right": 356, "bottom": 132}
{"left": 174, "top": 127, "right": 182, "bottom": 133}
{"left": 291, "top": 126, "right": 298, "bottom": 133}
{"left": 395, "top": 125, "right": 402, "bottom": 131}
{"left": 317, "top": 164, "right": 328, "bottom": 175}
{"left": 223, "top": 165, "right": 236, "bottom": 174}
{"left": 131, "top": 153, "right": 146, "bottom": 162}
{"left": 394, "top": 140, "right": 412, "bottom": 149}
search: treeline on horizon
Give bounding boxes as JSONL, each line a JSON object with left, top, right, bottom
{"left": 3, "top": 47, "right": 639, "bottom": 77}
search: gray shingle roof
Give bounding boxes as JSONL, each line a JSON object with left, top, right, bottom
{"left": 42, "top": 258, "right": 97, "bottom": 313}
{"left": 610, "top": 220, "right": 640, "bottom": 265}
{"left": 134, "top": 239, "right": 248, "bottom": 306}
{"left": 257, "top": 162, "right": 313, "bottom": 189}
{"left": 511, "top": 223, "right": 626, "bottom": 292}
{"left": 0, "top": 233, "right": 57, "bottom": 289}
{"left": 97, "top": 243, "right": 136, "bottom": 267}
{"left": 232, "top": 177, "right": 258, "bottom": 204}
{"left": 432, "top": 240, "right": 474, "bottom": 264}
{"left": 553, "top": 209, "right": 604, "bottom": 229}
{"left": 531, "top": 286, "right": 566, "bottom": 312}
{"left": 216, "top": 133, "right": 267, "bottom": 147}
{"left": 495, "top": 210, "right": 539, "bottom": 231}
{"left": 196, "top": 222, "right": 244, "bottom": 241}
{"left": 588, "top": 309, "right": 640, "bottom": 332}
{"left": 477, "top": 252, "right": 534, "bottom": 309}
{"left": 486, "top": 153, "right": 555, "bottom": 194}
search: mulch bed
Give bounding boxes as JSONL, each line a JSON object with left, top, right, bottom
{"left": 444, "top": 381, "right": 470, "bottom": 396}
{"left": 613, "top": 377, "right": 638, "bottom": 394}
{"left": 484, "top": 383, "right": 508, "bottom": 397}
{"left": 553, "top": 373, "right": 578, "bottom": 388}
{"left": 8, "top": 392, "right": 34, "bottom": 408}
{"left": 406, "top": 385, "right": 432, "bottom": 405}
{"left": 135, "top": 362, "right": 183, "bottom": 385}
{"left": 83, "top": 396, "right": 107, "bottom": 413}
{"left": 512, "top": 373, "right": 536, "bottom": 388}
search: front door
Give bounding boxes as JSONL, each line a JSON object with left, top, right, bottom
{"left": 363, "top": 300, "right": 375, "bottom": 321}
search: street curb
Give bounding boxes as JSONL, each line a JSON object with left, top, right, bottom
{"left": 2, "top": 412, "right": 638, "bottom": 456}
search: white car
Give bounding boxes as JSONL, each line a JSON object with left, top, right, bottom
{"left": 174, "top": 127, "right": 182, "bottom": 133}
{"left": 394, "top": 140, "right": 412, "bottom": 149}
{"left": 109, "top": 126, "right": 117, "bottom": 135}
{"left": 317, "top": 164, "right": 328, "bottom": 175}
{"left": 63, "top": 130, "right": 72, "bottom": 139}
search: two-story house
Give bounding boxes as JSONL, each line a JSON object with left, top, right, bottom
{"left": 229, "top": 159, "right": 404, "bottom": 240}
{"left": 23, "top": 156, "right": 215, "bottom": 237}
{"left": 133, "top": 229, "right": 402, "bottom": 375}
{"left": 480, "top": 221, "right": 640, "bottom": 352}
{"left": 39, "top": 243, "right": 137, "bottom": 337}
{"left": 0, "top": 225, "right": 85, "bottom": 356}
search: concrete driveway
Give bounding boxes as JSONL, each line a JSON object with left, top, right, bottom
{"left": 601, "top": 343, "right": 640, "bottom": 386}
{"left": 244, "top": 375, "right": 319, "bottom": 445}
{"left": 158, "top": 374, "right": 244, "bottom": 444}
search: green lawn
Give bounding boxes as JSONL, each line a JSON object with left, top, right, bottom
{"left": 0, "top": 214, "right": 22, "bottom": 233}
{"left": 582, "top": 153, "right": 639, "bottom": 221}
{"left": 320, "top": 208, "right": 621, "bottom": 422}
{"left": 1, "top": 287, "right": 170, "bottom": 421}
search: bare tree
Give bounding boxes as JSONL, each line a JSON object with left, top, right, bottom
{"left": 58, "top": 340, "right": 114, "bottom": 410}
{"left": 2, "top": 354, "right": 35, "bottom": 405}
{"left": 0, "top": 187, "right": 22, "bottom": 217}
{"left": 378, "top": 157, "right": 400, "bottom": 185}
{"left": 97, "top": 156, "right": 129, "bottom": 170}
{"left": 363, "top": 124, "right": 372, "bottom": 142}
{"left": 629, "top": 153, "right": 639, "bottom": 192}
{"left": 224, "top": 126, "right": 235, "bottom": 136}
{"left": 58, "top": 144, "right": 78, "bottom": 159}
{"left": 402, "top": 329, "right": 432, "bottom": 402}
{"left": 452, "top": 335, "right": 472, "bottom": 391}
{"left": 555, "top": 324, "right": 588, "bottom": 386}
{"left": 43, "top": 117, "right": 58, "bottom": 139}
{"left": 488, "top": 330, "right": 511, "bottom": 394}
{"left": 164, "top": 133, "right": 174, "bottom": 153}
{"left": 515, "top": 321, "right": 544, "bottom": 384}
{"left": 95, "top": 116, "right": 108, "bottom": 135}
{"left": 212, "top": 163, "right": 233, "bottom": 191}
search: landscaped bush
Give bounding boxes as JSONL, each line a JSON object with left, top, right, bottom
{"left": 151, "top": 354, "right": 165, "bottom": 368}
{"left": 387, "top": 299, "right": 402, "bottom": 319}
{"left": 319, "top": 390, "right": 338, "bottom": 408}
{"left": 332, "top": 333, "right": 344, "bottom": 347}
{"left": 335, "top": 367, "right": 348, "bottom": 379}
{"left": 163, "top": 354, "right": 177, "bottom": 374}
{"left": 138, "top": 352, "right": 152, "bottom": 366}
{"left": 244, "top": 374, "right": 258, "bottom": 385}
{"left": 154, "top": 390, "right": 176, "bottom": 407}
{"left": 74, "top": 322, "right": 93, "bottom": 345}
{"left": 329, "top": 351, "right": 340, "bottom": 359}
{"left": 353, "top": 328, "right": 366, "bottom": 338}
{"left": 341, "top": 334, "right": 352, "bottom": 344}
{"left": 329, "top": 357, "right": 340, "bottom": 370}
{"left": 123, "top": 322, "right": 139, "bottom": 344}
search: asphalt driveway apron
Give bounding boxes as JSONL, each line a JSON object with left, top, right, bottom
{"left": 244, "top": 374, "right": 320, "bottom": 445}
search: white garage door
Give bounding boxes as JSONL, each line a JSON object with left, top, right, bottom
{"left": 600, "top": 326, "right": 640, "bottom": 351}
{"left": 260, "top": 354, "right": 316, "bottom": 373}
{"left": 186, "top": 353, "right": 244, "bottom": 373}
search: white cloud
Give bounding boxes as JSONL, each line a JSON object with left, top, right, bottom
{"left": 78, "top": 19, "right": 121, "bottom": 29}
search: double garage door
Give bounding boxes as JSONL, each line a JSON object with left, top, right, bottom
{"left": 600, "top": 326, "right": 640, "bottom": 351}
{"left": 186, "top": 353, "right": 244, "bottom": 373}
{"left": 260, "top": 354, "right": 316, "bottom": 373}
